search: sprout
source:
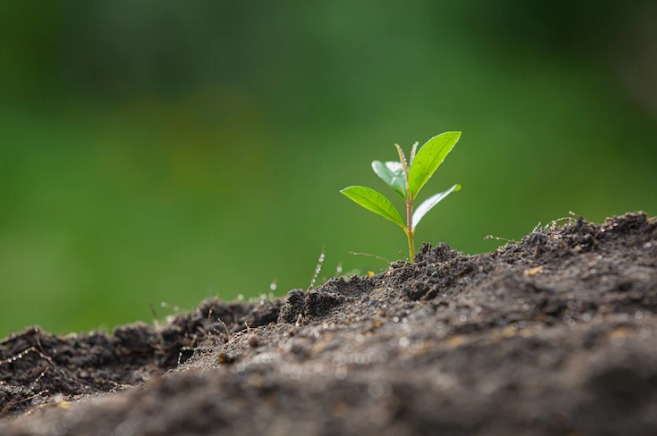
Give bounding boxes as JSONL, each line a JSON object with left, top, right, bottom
{"left": 341, "top": 131, "right": 462, "bottom": 262}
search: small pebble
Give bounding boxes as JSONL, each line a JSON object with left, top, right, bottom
{"left": 247, "top": 335, "right": 259, "bottom": 348}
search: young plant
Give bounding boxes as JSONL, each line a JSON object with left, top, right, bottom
{"left": 340, "top": 131, "right": 462, "bottom": 262}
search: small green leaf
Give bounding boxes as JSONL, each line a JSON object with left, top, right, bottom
{"left": 412, "top": 184, "right": 461, "bottom": 229}
{"left": 340, "top": 186, "right": 406, "bottom": 230}
{"left": 408, "top": 131, "right": 461, "bottom": 199}
{"left": 371, "top": 161, "right": 406, "bottom": 198}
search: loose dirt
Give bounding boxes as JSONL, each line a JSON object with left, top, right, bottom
{"left": 1, "top": 212, "right": 656, "bottom": 435}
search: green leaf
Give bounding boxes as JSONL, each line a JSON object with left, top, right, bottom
{"left": 340, "top": 186, "right": 406, "bottom": 230}
{"left": 371, "top": 161, "right": 406, "bottom": 198}
{"left": 412, "top": 184, "right": 461, "bottom": 229}
{"left": 408, "top": 131, "right": 461, "bottom": 199}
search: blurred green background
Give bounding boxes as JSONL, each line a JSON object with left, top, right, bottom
{"left": 1, "top": 1, "right": 656, "bottom": 338}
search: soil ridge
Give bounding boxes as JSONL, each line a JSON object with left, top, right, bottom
{"left": 1, "top": 212, "right": 656, "bottom": 435}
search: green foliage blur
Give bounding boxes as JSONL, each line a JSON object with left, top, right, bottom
{"left": 1, "top": 1, "right": 656, "bottom": 337}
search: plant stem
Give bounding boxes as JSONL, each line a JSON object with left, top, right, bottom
{"left": 394, "top": 143, "right": 416, "bottom": 262}
{"left": 406, "top": 197, "right": 415, "bottom": 262}
{"left": 406, "top": 229, "right": 415, "bottom": 262}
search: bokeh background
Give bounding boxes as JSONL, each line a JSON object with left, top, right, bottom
{"left": 1, "top": 1, "right": 656, "bottom": 338}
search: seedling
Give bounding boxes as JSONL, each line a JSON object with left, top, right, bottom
{"left": 341, "top": 131, "right": 462, "bottom": 262}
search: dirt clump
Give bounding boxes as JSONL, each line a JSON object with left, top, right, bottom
{"left": 1, "top": 212, "right": 656, "bottom": 435}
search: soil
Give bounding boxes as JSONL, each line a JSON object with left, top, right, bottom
{"left": 1, "top": 212, "right": 657, "bottom": 435}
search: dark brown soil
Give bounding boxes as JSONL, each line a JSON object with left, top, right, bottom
{"left": 1, "top": 212, "right": 656, "bottom": 435}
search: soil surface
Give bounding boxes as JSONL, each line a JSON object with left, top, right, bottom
{"left": 1, "top": 212, "right": 657, "bottom": 435}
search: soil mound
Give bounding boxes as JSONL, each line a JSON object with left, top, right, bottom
{"left": 1, "top": 212, "right": 656, "bottom": 435}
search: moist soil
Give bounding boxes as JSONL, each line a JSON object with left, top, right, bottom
{"left": 1, "top": 212, "right": 657, "bottom": 435}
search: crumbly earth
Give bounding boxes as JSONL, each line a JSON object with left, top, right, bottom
{"left": 1, "top": 212, "right": 656, "bottom": 435}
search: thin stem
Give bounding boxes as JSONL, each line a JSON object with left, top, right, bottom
{"left": 406, "top": 229, "right": 415, "bottom": 262}
{"left": 406, "top": 194, "right": 414, "bottom": 261}
{"left": 395, "top": 143, "right": 416, "bottom": 262}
